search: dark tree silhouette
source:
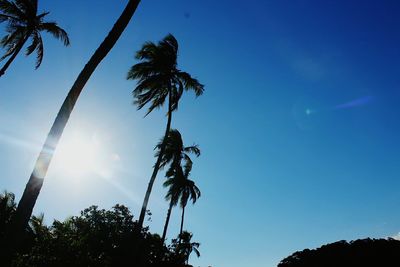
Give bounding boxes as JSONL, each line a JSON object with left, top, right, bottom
{"left": 164, "top": 160, "right": 200, "bottom": 241}
{"left": 0, "top": 191, "right": 16, "bottom": 241}
{"left": 2, "top": 196, "right": 197, "bottom": 267}
{"left": 9, "top": 0, "right": 141, "bottom": 257}
{"left": 278, "top": 238, "right": 400, "bottom": 267}
{"left": 127, "top": 34, "right": 204, "bottom": 231}
{"left": 0, "top": 0, "right": 69, "bottom": 76}
{"left": 172, "top": 231, "right": 200, "bottom": 265}
{"left": 159, "top": 129, "right": 200, "bottom": 244}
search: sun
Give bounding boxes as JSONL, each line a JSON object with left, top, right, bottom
{"left": 53, "top": 131, "right": 101, "bottom": 178}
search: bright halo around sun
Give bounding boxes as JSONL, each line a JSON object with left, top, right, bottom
{"left": 53, "top": 131, "right": 103, "bottom": 178}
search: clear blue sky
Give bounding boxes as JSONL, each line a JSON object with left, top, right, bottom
{"left": 1, "top": 1, "right": 400, "bottom": 266}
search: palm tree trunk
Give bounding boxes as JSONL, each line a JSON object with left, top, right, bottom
{"left": 0, "top": 34, "right": 30, "bottom": 77}
{"left": 7, "top": 0, "right": 141, "bottom": 256}
{"left": 137, "top": 92, "right": 173, "bottom": 229}
{"left": 180, "top": 205, "right": 185, "bottom": 240}
{"left": 161, "top": 199, "right": 173, "bottom": 244}
{"left": 161, "top": 199, "right": 174, "bottom": 244}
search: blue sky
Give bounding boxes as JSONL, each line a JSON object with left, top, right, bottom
{"left": 1, "top": 1, "right": 400, "bottom": 266}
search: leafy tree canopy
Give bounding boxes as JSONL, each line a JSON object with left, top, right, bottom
{"left": 0, "top": 191, "right": 199, "bottom": 267}
{"left": 279, "top": 238, "right": 400, "bottom": 267}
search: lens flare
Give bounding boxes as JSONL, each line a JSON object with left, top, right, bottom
{"left": 334, "top": 95, "right": 373, "bottom": 110}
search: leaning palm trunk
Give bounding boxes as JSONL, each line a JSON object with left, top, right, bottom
{"left": 0, "top": 34, "right": 30, "bottom": 77}
{"left": 9, "top": 0, "right": 141, "bottom": 253}
{"left": 137, "top": 92, "right": 173, "bottom": 229}
{"left": 161, "top": 199, "right": 174, "bottom": 244}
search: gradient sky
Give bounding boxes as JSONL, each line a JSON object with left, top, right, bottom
{"left": 1, "top": 1, "right": 400, "bottom": 266}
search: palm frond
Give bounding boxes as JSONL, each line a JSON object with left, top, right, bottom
{"left": 145, "top": 89, "right": 170, "bottom": 116}
{"left": 0, "top": 27, "right": 22, "bottom": 47}
{"left": 39, "top": 21, "right": 70, "bottom": 46}
{"left": 189, "top": 182, "right": 201, "bottom": 203}
{"left": 193, "top": 246, "right": 201, "bottom": 257}
{"left": 184, "top": 145, "right": 200, "bottom": 157}
{"left": 176, "top": 71, "right": 204, "bottom": 96}
{"left": 127, "top": 61, "right": 157, "bottom": 80}
{"left": 31, "top": 30, "right": 42, "bottom": 68}
{"left": 0, "top": 44, "right": 15, "bottom": 60}
{"left": 0, "top": 190, "right": 16, "bottom": 210}
{"left": 14, "top": 0, "right": 30, "bottom": 14}
{"left": 0, "top": 0, "right": 26, "bottom": 19}
{"left": 132, "top": 74, "right": 166, "bottom": 96}
{"left": 25, "top": 29, "right": 38, "bottom": 55}
{"left": 182, "top": 156, "right": 193, "bottom": 176}
{"left": 16, "top": 0, "right": 37, "bottom": 17}
{"left": 135, "top": 41, "right": 157, "bottom": 60}
{"left": 0, "top": 13, "right": 20, "bottom": 23}
{"left": 132, "top": 75, "right": 169, "bottom": 114}
{"left": 160, "top": 33, "right": 178, "bottom": 56}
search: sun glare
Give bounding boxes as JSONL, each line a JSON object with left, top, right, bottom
{"left": 53, "top": 132, "right": 101, "bottom": 178}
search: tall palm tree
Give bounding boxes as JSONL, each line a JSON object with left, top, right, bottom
{"left": 159, "top": 129, "right": 200, "bottom": 244}
{"left": 0, "top": 0, "right": 70, "bottom": 77}
{"left": 127, "top": 34, "right": 204, "bottom": 230}
{"left": 9, "top": 0, "right": 141, "bottom": 255}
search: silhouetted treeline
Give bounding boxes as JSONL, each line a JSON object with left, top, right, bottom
{"left": 278, "top": 238, "right": 400, "bottom": 267}
{"left": 0, "top": 191, "right": 198, "bottom": 267}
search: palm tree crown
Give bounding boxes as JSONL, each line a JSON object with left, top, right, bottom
{"left": 165, "top": 164, "right": 201, "bottom": 208}
{"left": 164, "top": 164, "right": 201, "bottom": 207}
{"left": 174, "top": 231, "right": 200, "bottom": 264}
{"left": 0, "top": 0, "right": 70, "bottom": 75}
{"left": 157, "top": 129, "right": 200, "bottom": 170}
{"left": 127, "top": 33, "right": 204, "bottom": 115}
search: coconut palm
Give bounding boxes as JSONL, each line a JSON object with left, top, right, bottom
{"left": 163, "top": 158, "right": 201, "bottom": 241}
{"left": 159, "top": 129, "right": 200, "bottom": 244}
{"left": 175, "top": 165, "right": 200, "bottom": 239}
{"left": 9, "top": 0, "right": 141, "bottom": 255}
{"left": 0, "top": 0, "right": 70, "bottom": 76}
{"left": 127, "top": 34, "right": 204, "bottom": 230}
{"left": 175, "top": 231, "right": 200, "bottom": 265}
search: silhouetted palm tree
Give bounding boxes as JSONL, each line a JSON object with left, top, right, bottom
{"left": 127, "top": 34, "right": 204, "bottom": 230}
{"left": 175, "top": 231, "right": 200, "bottom": 264}
{"left": 159, "top": 129, "right": 200, "bottom": 244}
{"left": 175, "top": 165, "right": 200, "bottom": 239}
{"left": 9, "top": 0, "right": 141, "bottom": 256}
{"left": 0, "top": 0, "right": 70, "bottom": 76}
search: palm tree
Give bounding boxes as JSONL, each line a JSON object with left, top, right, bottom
{"left": 0, "top": 0, "right": 70, "bottom": 77}
{"left": 175, "top": 165, "right": 200, "bottom": 239}
{"left": 127, "top": 34, "right": 204, "bottom": 230}
{"left": 175, "top": 231, "right": 200, "bottom": 265}
{"left": 159, "top": 129, "right": 200, "bottom": 244}
{"left": 9, "top": 0, "right": 141, "bottom": 255}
